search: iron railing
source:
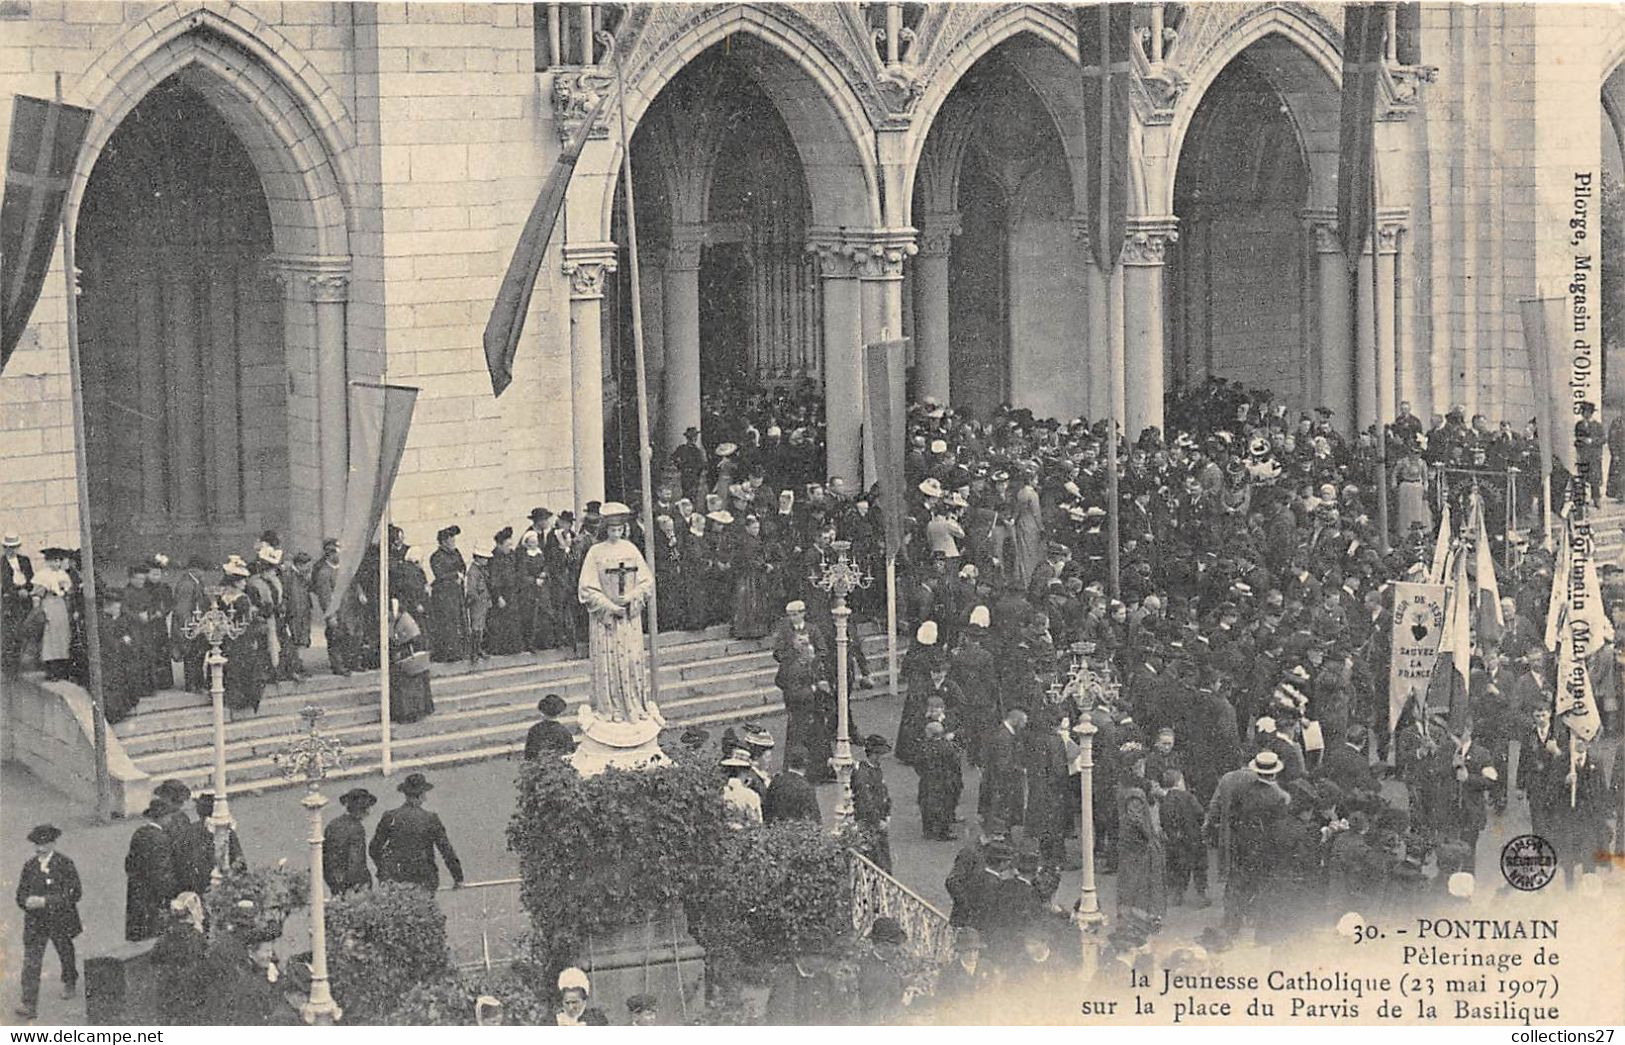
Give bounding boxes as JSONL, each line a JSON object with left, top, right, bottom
{"left": 847, "top": 848, "right": 955, "bottom": 964}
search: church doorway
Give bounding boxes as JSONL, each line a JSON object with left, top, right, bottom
{"left": 76, "top": 75, "right": 288, "bottom": 566}
{"left": 1170, "top": 42, "right": 1315, "bottom": 414}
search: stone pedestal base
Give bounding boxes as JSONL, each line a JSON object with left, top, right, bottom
{"left": 569, "top": 704, "right": 669, "bottom": 776}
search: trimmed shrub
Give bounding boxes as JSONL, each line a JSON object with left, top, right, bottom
{"left": 386, "top": 968, "right": 552, "bottom": 1026}
{"left": 326, "top": 881, "right": 450, "bottom": 1023}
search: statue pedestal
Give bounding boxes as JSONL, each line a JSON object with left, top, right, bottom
{"left": 569, "top": 704, "right": 668, "bottom": 776}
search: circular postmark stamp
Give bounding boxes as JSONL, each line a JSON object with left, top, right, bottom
{"left": 1500, "top": 834, "right": 1558, "bottom": 891}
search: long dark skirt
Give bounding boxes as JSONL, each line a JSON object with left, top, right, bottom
{"left": 427, "top": 587, "right": 466, "bottom": 662}
{"left": 389, "top": 662, "right": 435, "bottom": 723}
{"left": 731, "top": 571, "right": 775, "bottom": 639}
{"left": 221, "top": 637, "right": 264, "bottom": 712}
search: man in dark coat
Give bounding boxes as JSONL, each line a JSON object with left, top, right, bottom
{"left": 324, "top": 788, "right": 377, "bottom": 894}
{"left": 183, "top": 792, "right": 245, "bottom": 894}
{"left": 15, "top": 825, "right": 81, "bottom": 1018}
{"left": 310, "top": 538, "right": 354, "bottom": 677}
{"left": 523, "top": 693, "right": 577, "bottom": 760}
{"left": 851, "top": 735, "right": 894, "bottom": 872}
{"left": 915, "top": 721, "right": 964, "bottom": 841}
{"left": 979, "top": 708, "right": 1028, "bottom": 833}
{"left": 1516, "top": 706, "right": 1565, "bottom": 838}
{"left": 369, "top": 773, "right": 464, "bottom": 890}
{"left": 124, "top": 801, "right": 176, "bottom": 942}
{"left": 1316, "top": 723, "right": 1378, "bottom": 795}
{"left": 1574, "top": 402, "right": 1606, "bottom": 508}
{"left": 1158, "top": 769, "right": 1209, "bottom": 907}
{"left": 3, "top": 535, "right": 35, "bottom": 678}
{"left": 764, "top": 747, "right": 822, "bottom": 824}
{"left": 154, "top": 780, "right": 211, "bottom": 904}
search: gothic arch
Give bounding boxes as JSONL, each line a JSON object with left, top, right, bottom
{"left": 1163, "top": 7, "right": 1349, "bottom": 215}
{"left": 585, "top": 6, "right": 882, "bottom": 237}
{"left": 905, "top": 10, "right": 1116, "bottom": 225}
{"left": 68, "top": 4, "right": 354, "bottom": 260}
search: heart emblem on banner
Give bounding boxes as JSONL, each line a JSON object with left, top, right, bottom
{"left": 1411, "top": 622, "right": 1429, "bottom": 642}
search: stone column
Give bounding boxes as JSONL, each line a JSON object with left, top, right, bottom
{"left": 1122, "top": 218, "right": 1177, "bottom": 439}
{"left": 1355, "top": 246, "right": 1377, "bottom": 432}
{"left": 271, "top": 256, "right": 351, "bottom": 550}
{"left": 1072, "top": 218, "right": 1109, "bottom": 422}
{"left": 1375, "top": 216, "right": 1404, "bottom": 430}
{"left": 913, "top": 213, "right": 959, "bottom": 406}
{"left": 662, "top": 226, "right": 704, "bottom": 450}
{"left": 164, "top": 270, "right": 205, "bottom": 524}
{"left": 564, "top": 242, "right": 618, "bottom": 513}
{"left": 135, "top": 279, "right": 166, "bottom": 526}
{"left": 809, "top": 235, "right": 864, "bottom": 488}
{"left": 1305, "top": 211, "right": 1354, "bottom": 435}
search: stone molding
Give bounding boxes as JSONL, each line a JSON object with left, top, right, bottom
{"left": 1299, "top": 208, "right": 1408, "bottom": 255}
{"left": 268, "top": 255, "right": 352, "bottom": 302}
{"left": 1122, "top": 218, "right": 1180, "bottom": 266}
{"left": 563, "top": 242, "right": 620, "bottom": 300}
{"left": 666, "top": 224, "right": 707, "bottom": 272}
{"left": 806, "top": 227, "right": 919, "bottom": 280}
{"left": 550, "top": 66, "right": 617, "bottom": 142}
{"left": 915, "top": 212, "right": 962, "bottom": 257}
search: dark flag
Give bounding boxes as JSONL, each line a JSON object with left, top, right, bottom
{"left": 1, "top": 95, "right": 93, "bottom": 373}
{"left": 864, "top": 339, "right": 908, "bottom": 559}
{"left": 1337, "top": 4, "right": 1387, "bottom": 270}
{"left": 1075, "top": 3, "right": 1131, "bottom": 272}
{"left": 482, "top": 92, "right": 610, "bottom": 397}
{"left": 329, "top": 382, "right": 419, "bottom": 611}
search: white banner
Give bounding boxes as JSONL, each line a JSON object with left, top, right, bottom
{"left": 1389, "top": 582, "right": 1448, "bottom": 733}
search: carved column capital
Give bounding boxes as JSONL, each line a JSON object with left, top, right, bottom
{"left": 550, "top": 66, "right": 615, "bottom": 142}
{"left": 807, "top": 227, "right": 917, "bottom": 280}
{"left": 667, "top": 224, "right": 706, "bottom": 273}
{"left": 1376, "top": 208, "right": 1409, "bottom": 255}
{"left": 1122, "top": 218, "right": 1179, "bottom": 267}
{"left": 562, "top": 242, "right": 619, "bottom": 300}
{"left": 1068, "top": 215, "right": 1091, "bottom": 252}
{"left": 916, "top": 212, "right": 961, "bottom": 258}
{"left": 1300, "top": 208, "right": 1342, "bottom": 254}
{"left": 268, "top": 255, "right": 352, "bottom": 301}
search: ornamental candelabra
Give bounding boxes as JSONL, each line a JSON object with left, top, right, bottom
{"left": 1054, "top": 644, "right": 1119, "bottom": 979}
{"left": 807, "top": 540, "right": 872, "bottom": 825}
{"left": 181, "top": 588, "right": 248, "bottom": 884}
{"left": 273, "top": 705, "right": 346, "bottom": 1024}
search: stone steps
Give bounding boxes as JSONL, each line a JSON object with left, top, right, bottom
{"left": 112, "top": 625, "right": 896, "bottom": 797}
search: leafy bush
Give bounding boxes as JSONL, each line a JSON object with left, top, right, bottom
{"left": 386, "top": 968, "right": 552, "bottom": 1026}
{"left": 507, "top": 745, "right": 728, "bottom": 976}
{"left": 687, "top": 821, "right": 853, "bottom": 985}
{"left": 326, "top": 881, "right": 450, "bottom": 1024}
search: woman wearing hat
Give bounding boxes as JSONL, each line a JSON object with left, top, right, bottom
{"left": 484, "top": 528, "right": 523, "bottom": 656}
{"left": 721, "top": 747, "right": 763, "bottom": 829}
{"left": 388, "top": 598, "right": 435, "bottom": 723}
{"left": 30, "top": 551, "right": 74, "bottom": 681}
{"left": 216, "top": 558, "right": 265, "bottom": 715}
{"left": 428, "top": 526, "right": 468, "bottom": 663}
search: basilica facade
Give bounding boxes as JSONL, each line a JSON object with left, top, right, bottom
{"left": 2, "top": 1, "right": 1622, "bottom": 562}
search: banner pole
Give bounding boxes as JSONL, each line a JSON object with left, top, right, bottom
{"left": 54, "top": 73, "right": 111, "bottom": 819}
{"left": 886, "top": 555, "right": 899, "bottom": 704}
{"left": 609, "top": 37, "right": 662, "bottom": 703}
{"left": 379, "top": 501, "right": 392, "bottom": 777}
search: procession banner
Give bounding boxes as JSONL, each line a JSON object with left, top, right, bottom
{"left": 0, "top": 95, "right": 92, "bottom": 373}
{"left": 1336, "top": 4, "right": 1386, "bottom": 270}
{"left": 1468, "top": 491, "right": 1503, "bottom": 647}
{"left": 1075, "top": 2, "right": 1130, "bottom": 272}
{"left": 482, "top": 91, "right": 610, "bottom": 397}
{"left": 1388, "top": 581, "right": 1447, "bottom": 733}
{"left": 864, "top": 338, "right": 908, "bottom": 560}
{"left": 329, "top": 382, "right": 419, "bottom": 613}
{"left": 1518, "top": 296, "right": 1576, "bottom": 473}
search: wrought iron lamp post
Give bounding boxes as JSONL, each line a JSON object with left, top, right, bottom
{"left": 181, "top": 588, "right": 248, "bottom": 883}
{"left": 1056, "top": 645, "right": 1115, "bottom": 977}
{"left": 808, "top": 539, "right": 872, "bottom": 824}
{"left": 273, "top": 705, "right": 346, "bottom": 1025}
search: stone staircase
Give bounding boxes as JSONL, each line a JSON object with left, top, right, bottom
{"left": 1589, "top": 500, "right": 1625, "bottom": 562}
{"left": 111, "top": 624, "right": 893, "bottom": 797}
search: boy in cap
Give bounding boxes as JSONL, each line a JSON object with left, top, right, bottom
{"left": 15, "top": 825, "right": 81, "bottom": 1018}
{"left": 325, "top": 788, "right": 378, "bottom": 893}
{"left": 915, "top": 720, "right": 963, "bottom": 841}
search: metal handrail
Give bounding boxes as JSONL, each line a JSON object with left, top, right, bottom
{"left": 847, "top": 848, "right": 955, "bottom": 964}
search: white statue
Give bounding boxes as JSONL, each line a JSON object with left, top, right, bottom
{"left": 577, "top": 502, "right": 656, "bottom": 723}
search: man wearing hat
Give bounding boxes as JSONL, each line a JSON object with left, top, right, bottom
{"left": 14, "top": 825, "right": 81, "bottom": 1018}
{"left": 856, "top": 916, "right": 908, "bottom": 1024}
{"left": 1203, "top": 750, "right": 1287, "bottom": 889}
{"left": 183, "top": 792, "right": 245, "bottom": 893}
{"left": 2, "top": 534, "right": 34, "bottom": 678}
{"left": 324, "top": 788, "right": 378, "bottom": 894}
{"left": 764, "top": 746, "right": 822, "bottom": 824}
{"left": 370, "top": 774, "right": 464, "bottom": 890}
{"left": 152, "top": 780, "right": 210, "bottom": 899}
{"left": 672, "top": 426, "right": 707, "bottom": 505}
{"left": 524, "top": 693, "right": 577, "bottom": 760}
{"left": 123, "top": 800, "right": 176, "bottom": 942}
{"left": 625, "top": 993, "right": 660, "bottom": 1026}
{"left": 310, "top": 537, "right": 355, "bottom": 678}
{"left": 852, "top": 735, "right": 894, "bottom": 872}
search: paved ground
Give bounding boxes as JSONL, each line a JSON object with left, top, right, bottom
{"left": 0, "top": 680, "right": 1584, "bottom": 1026}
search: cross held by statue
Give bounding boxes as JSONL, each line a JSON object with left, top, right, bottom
{"left": 605, "top": 559, "right": 639, "bottom": 597}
